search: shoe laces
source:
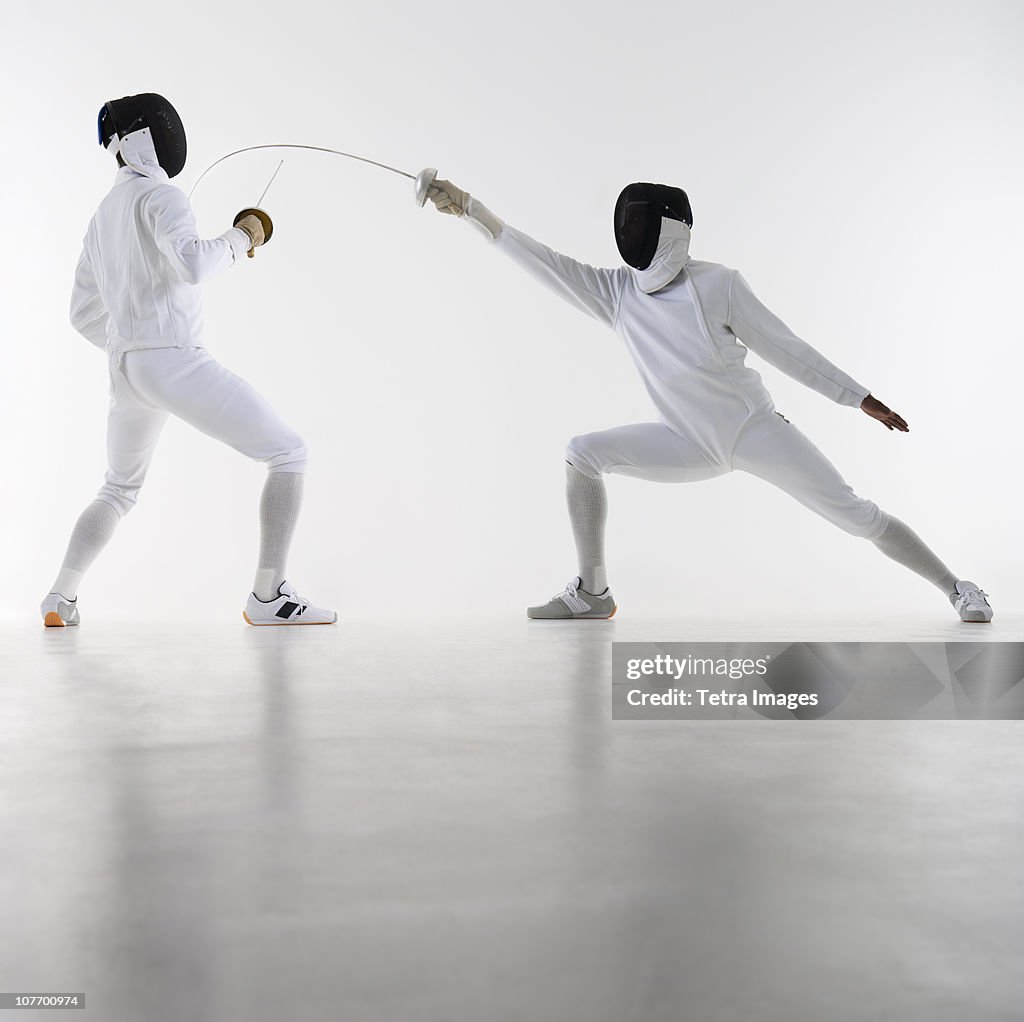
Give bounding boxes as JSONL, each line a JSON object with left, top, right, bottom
{"left": 279, "top": 586, "right": 309, "bottom": 611}
{"left": 553, "top": 578, "right": 581, "bottom": 602}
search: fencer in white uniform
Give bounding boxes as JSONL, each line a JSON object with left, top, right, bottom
{"left": 40, "top": 93, "right": 335, "bottom": 626}
{"left": 425, "top": 178, "right": 992, "bottom": 622}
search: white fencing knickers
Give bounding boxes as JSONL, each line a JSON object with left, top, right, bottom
{"left": 565, "top": 411, "right": 886, "bottom": 540}
{"left": 97, "top": 347, "right": 307, "bottom": 516}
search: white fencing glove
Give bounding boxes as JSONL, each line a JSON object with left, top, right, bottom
{"left": 427, "top": 178, "right": 503, "bottom": 241}
{"left": 427, "top": 178, "right": 467, "bottom": 216}
{"left": 234, "top": 214, "right": 266, "bottom": 258}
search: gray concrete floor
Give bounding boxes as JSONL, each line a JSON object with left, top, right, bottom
{"left": 1, "top": 614, "right": 1022, "bottom": 1021}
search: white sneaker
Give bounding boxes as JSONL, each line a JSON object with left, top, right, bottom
{"left": 951, "top": 580, "right": 993, "bottom": 623}
{"left": 41, "top": 592, "right": 80, "bottom": 628}
{"left": 527, "top": 577, "right": 617, "bottom": 620}
{"left": 243, "top": 581, "right": 337, "bottom": 626}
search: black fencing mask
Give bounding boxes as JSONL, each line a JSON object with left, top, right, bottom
{"left": 614, "top": 183, "right": 692, "bottom": 270}
{"left": 97, "top": 93, "right": 187, "bottom": 178}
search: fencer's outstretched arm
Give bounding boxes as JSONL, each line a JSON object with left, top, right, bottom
{"left": 69, "top": 248, "right": 110, "bottom": 350}
{"left": 495, "top": 226, "right": 625, "bottom": 326}
{"left": 727, "top": 271, "right": 869, "bottom": 407}
{"left": 145, "top": 186, "right": 251, "bottom": 286}
{"left": 427, "top": 179, "right": 624, "bottom": 326}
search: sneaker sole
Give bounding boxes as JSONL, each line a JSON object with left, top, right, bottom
{"left": 242, "top": 612, "right": 337, "bottom": 626}
{"left": 43, "top": 611, "right": 66, "bottom": 628}
{"left": 527, "top": 605, "right": 618, "bottom": 621}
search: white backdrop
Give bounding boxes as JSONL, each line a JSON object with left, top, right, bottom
{"left": 1, "top": 0, "right": 1021, "bottom": 621}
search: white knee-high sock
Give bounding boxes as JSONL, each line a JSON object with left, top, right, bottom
{"left": 51, "top": 500, "right": 120, "bottom": 599}
{"left": 872, "top": 514, "right": 958, "bottom": 595}
{"left": 566, "top": 463, "right": 608, "bottom": 593}
{"left": 254, "top": 471, "right": 304, "bottom": 601}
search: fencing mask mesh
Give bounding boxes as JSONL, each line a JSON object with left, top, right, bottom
{"left": 614, "top": 183, "right": 692, "bottom": 270}
{"left": 97, "top": 94, "right": 187, "bottom": 178}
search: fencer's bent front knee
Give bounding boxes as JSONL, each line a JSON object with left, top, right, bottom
{"left": 94, "top": 483, "right": 135, "bottom": 517}
{"left": 565, "top": 435, "right": 602, "bottom": 478}
{"left": 266, "top": 433, "right": 308, "bottom": 474}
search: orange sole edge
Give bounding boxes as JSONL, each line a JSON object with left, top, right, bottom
{"left": 43, "top": 612, "right": 66, "bottom": 628}
{"left": 242, "top": 612, "right": 336, "bottom": 626}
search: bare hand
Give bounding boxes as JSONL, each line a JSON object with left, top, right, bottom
{"left": 861, "top": 394, "right": 909, "bottom": 432}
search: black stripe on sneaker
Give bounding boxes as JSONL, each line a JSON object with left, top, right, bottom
{"left": 276, "top": 601, "right": 300, "bottom": 619}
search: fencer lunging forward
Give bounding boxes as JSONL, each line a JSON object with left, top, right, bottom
{"left": 40, "top": 93, "right": 335, "bottom": 627}
{"left": 426, "top": 177, "right": 992, "bottom": 622}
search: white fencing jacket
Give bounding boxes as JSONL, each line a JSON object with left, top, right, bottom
{"left": 493, "top": 225, "right": 869, "bottom": 466}
{"left": 69, "top": 165, "right": 251, "bottom": 353}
